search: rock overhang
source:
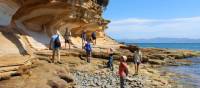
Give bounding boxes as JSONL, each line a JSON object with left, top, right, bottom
{"left": 1, "top": 0, "right": 108, "bottom": 33}
{"left": 0, "top": 0, "right": 110, "bottom": 50}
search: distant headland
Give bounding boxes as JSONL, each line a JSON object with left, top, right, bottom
{"left": 118, "top": 38, "right": 200, "bottom": 43}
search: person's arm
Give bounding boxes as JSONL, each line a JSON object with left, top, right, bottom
{"left": 122, "top": 62, "right": 128, "bottom": 69}
{"left": 69, "top": 32, "right": 72, "bottom": 36}
{"left": 118, "top": 63, "right": 121, "bottom": 76}
{"left": 84, "top": 44, "right": 86, "bottom": 50}
{"left": 140, "top": 51, "right": 143, "bottom": 62}
{"left": 90, "top": 44, "right": 92, "bottom": 52}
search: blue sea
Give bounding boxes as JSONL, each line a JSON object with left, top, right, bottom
{"left": 128, "top": 43, "right": 200, "bottom": 88}
{"left": 167, "top": 57, "right": 200, "bottom": 88}
{"left": 128, "top": 43, "right": 200, "bottom": 51}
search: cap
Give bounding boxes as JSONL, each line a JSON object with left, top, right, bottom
{"left": 122, "top": 56, "right": 127, "bottom": 61}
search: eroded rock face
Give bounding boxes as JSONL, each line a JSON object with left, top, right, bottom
{"left": 0, "top": 0, "right": 109, "bottom": 51}
{"left": 0, "top": 0, "right": 19, "bottom": 26}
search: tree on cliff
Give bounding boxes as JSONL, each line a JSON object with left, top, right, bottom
{"left": 96, "top": 0, "right": 109, "bottom": 9}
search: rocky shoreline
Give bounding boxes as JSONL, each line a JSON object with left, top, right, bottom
{"left": 0, "top": 46, "right": 200, "bottom": 88}
{"left": 72, "top": 71, "right": 144, "bottom": 88}
{"left": 1, "top": 0, "right": 199, "bottom": 87}
{"left": 128, "top": 47, "right": 200, "bottom": 66}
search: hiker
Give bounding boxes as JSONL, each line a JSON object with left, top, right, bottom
{"left": 64, "top": 28, "right": 72, "bottom": 50}
{"left": 134, "top": 47, "right": 142, "bottom": 75}
{"left": 107, "top": 48, "right": 114, "bottom": 54}
{"left": 107, "top": 53, "right": 114, "bottom": 71}
{"left": 81, "top": 30, "right": 87, "bottom": 49}
{"left": 49, "top": 34, "right": 61, "bottom": 63}
{"left": 91, "top": 31, "right": 97, "bottom": 45}
{"left": 84, "top": 39, "right": 92, "bottom": 63}
{"left": 118, "top": 56, "right": 128, "bottom": 88}
{"left": 107, "top": 48, "right": 114, "bottom": 70}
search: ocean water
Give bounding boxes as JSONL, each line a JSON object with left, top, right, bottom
{"left": 167, "top": 57, "right": 200, "bottom": 88}
{"left": 127, "top": 43, "right": 200, "bottom": 87}
{"left": 128, "top": 43, "right": 200, "bottom": 51}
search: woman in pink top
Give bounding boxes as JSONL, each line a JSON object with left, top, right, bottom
{"left": 118, "top": 56, "right": 128, "bottom": 88}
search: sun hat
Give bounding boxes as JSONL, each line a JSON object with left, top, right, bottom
{"left": 122, "top": 56, "right": 127, "bottom": 61}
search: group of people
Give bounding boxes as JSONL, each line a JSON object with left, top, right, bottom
{"left": 64, "top": 29, "right": 97, "bottom": 51}
{"left": 81, "top": 30, "right": 97, "bottom": 63}
{"left": 49, "top": 29, "right": 97, "bottom": 63}
{"left": 49, "top": 29, "right": 142, "bottom": 88}
{"left": 107, "top": 47, "right": 142, "bottom": 88}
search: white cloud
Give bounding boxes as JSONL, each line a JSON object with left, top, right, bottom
{"left": 106, "top": 16, "right": 200, "bottom": 39}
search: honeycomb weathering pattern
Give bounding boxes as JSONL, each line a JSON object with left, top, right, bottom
{"left": 0, "top": 0, "right": 110, "bottom": 50}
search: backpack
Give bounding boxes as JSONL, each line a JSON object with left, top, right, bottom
{"left": 85, "top": 43, "right": 91, "bottom": 52}
{"left": 54, "top": 36, "right": 61, "bottom": 47}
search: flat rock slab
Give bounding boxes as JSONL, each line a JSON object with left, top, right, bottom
{"left": 0, "top": 55, "right": 29, "bottom": 67}
{"left": 0, "top": 32, "right": 22, "bottom": 56}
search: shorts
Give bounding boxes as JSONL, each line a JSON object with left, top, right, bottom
{"left": 92, "top": 36, "right": 96, "bottom": 40}
{"left": 65, "top": 39, "right": 71, "bottom": 43}
{"left": 82, "top": 38, "right": 86, "bottom": 42}
{"left": 134, "top": 59, "right": 141, "bottom": 64}
{"left": 86, "top": 51, "right": 91, "bottom": 56}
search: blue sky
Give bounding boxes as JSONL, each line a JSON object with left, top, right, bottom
{"left": 103, "top": 0, "right": 200, "bottom": 39}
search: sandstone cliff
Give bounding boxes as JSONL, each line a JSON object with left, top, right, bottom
{"left": 0, "top": 0, "right": 110, "bottom": 52}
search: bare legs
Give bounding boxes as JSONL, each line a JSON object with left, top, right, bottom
{"left": 65, "top": 43, "right": 67, "bottom": 49}
{"left": 69, "top": 43, "right": 71, "bottom": 50}
{"left": 82, "top": 39, "right": 85, "bottom": 49}
{"left": 52, "top": 48, "right": 60, "bottom": 63}
{"left": 86, "top": 52, "right": 91, "bottom": 63}
{"left": 93, "top": 39, "right": 96, "bottom": 45}
{"left": 65, "top": 42, "right": 71, "bottom": 50}
{"left": 52, "top": 49, "right": 55, "bottom": 63}
{"left": 135, "top": 63, "right": 140, "bottom": 74}
{"left": 57, "top": 49, "right": 60, "bottom": 63}
{"left": 92, "top": 38, "right": 96, "bottom": 45}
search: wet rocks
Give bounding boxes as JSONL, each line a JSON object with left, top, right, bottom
{"left": 148, "top": 59, "right": 165, "bottom": 65}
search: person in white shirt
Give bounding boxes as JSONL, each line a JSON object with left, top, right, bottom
{"left": 49, "top": 34, "right": 61, "bottom": 63}
{"left": 134, "top": 47, "right": 142, "bottom": 75}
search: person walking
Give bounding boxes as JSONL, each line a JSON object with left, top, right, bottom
{"left": 84, "top": 39, "right": 92, "bottom": 63}
{"left": 118, "top": 56, "right": 128, "bottom": 88}
{"left": 81, "top": 30, "right": 87, "bottom": 49}
{"left": 49, "top": 34, "right": 61, "bottom": 63}
{"left": 107, "top": 48, "right": 114, "bottom": 70}
{"left": 107, "top": 48, "right": 114, "bottom": 55}
{"left": 91, "top": 31, "right": 97, "bottom": 45}
{"left": 64, "top": 28, "right": 72, "bottom": 50}
{"left": 107, "top": 53, "right": 114, "bottom": 71}
{"left": 134, "top": 47, "right": 142, "bottom": 75}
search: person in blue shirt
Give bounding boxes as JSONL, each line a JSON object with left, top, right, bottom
{"left": 84, "top": 39, "right": 92, "bottom": 63}
{"left": 107, "top": 53, "right": 114, "bottom": 71}
{"left": 49, "top": 34, "right": 61, "bottom": 63}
